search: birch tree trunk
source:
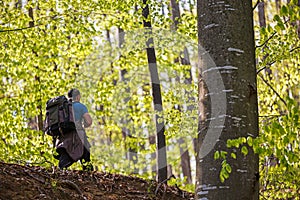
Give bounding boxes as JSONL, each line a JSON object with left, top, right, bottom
{"left": 195, "top": 0, "right": 259, "bottom": 199}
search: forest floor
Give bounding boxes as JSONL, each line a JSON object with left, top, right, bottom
{"left": 0, "top": 162, "right": 194, "bottom": 200}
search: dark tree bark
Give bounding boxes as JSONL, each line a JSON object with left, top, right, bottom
{"left": 196, "top": 0, "right": 259, "bottom": 199}
{"left": 117, "top": 27, "right": 138, "bottom": 173}
{"left": 142, "top": 0, "right": 168, "bottom": 183}
{"left": 170, "top": 0, "right": 180, "bottom": 30}
{"left": 169, "top": 0, "right": 193, "bottom": 185}
{"left": 275, "top": 0, "right": 281, "bottom": 12}
{"left": 258, "top": 0, "right": 273, "bottom": 76}
{"left": 28, "top": 4, "right": 43, "bottom": 132}
{"left": 297, "top": 1, "right": 300, "bottom": 38}
{"left": 258, "top": 1, "right": 266, "bottom": 28}
{"left": 179, "top": 138, "right": 192, "bottom": 184}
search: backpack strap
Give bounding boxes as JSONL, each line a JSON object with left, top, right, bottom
{"left": 75, "top": 120, "right": 84, "bottom": 131}
{"left": 52, "top": 135, "right": 58, "bottom": 149}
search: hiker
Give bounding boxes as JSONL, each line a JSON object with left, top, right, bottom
{"left": 55, "top": 89, "right": 93, "bottom": 171}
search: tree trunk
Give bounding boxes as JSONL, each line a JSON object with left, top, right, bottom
{"left": 258, "top": 0, "right": 273, "bottom": 76}
{"left": 170, "top": 0, "right": 180, "bottom": 30}
{"left": 297, "top": 1, "right": 300, "bottom": 39}
{"left": 179, "top": 138, "right": 192, "bottom": 184}
{"left": 170, "top": 0, "right": 193, "bottom": 185}
{"left": 117, "top": 27, "right": 138, "bottom": 173}
{"left": 195, "top": 1, "right": 259, "bottom": 199}
{"left": 258, "top": 1, "right": 266, "bottom": 28}
{"left": 28, "top": 4, "right": 43, "bottom": 132}
{"left": 142, "top": 0, "right": 168, "bottom": 183}
{"left": 275, "top": 0, "right": 281, "bottom": 12}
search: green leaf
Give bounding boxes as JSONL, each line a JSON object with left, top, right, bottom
{"left": 231, "top": 152, "right": 236, "bottom": 159}
{"left": 220, "top": 173, "right": 225, "bottom": 183}
{"left": 225, "top": 164, "right": 232, "bottom": 174}
{"left": 214, "top": 151, "right": 220, "bottom": 160}
{"left": 247, "top": 137, "right": 253, "bottom": 147}
{"left": 220, "top": 151, "right": 227, "bottom": 159}
{"left": 273, "top": 14, "right": 281, "bottom": 22}
{"left": 222, "top": 169, "right": 229, "bottom": 179}
{"left": 241, "top": 137, "right": 247, "bottom": 143}
{"left": 280, "top": 5, "right": 288, "bottom": 16}
{"left": 226, "top": 139, "right": 232, "bottom": 148}
{"left": 241, "top": 146, "right": 248, "bottom": 156}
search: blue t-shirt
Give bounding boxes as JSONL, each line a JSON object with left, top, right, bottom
{"left": 73, "top": 102, "right": 88, "bottom": 121}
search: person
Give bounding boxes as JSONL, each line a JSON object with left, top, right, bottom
{"left": 68, "top": 88, "right": 93, "bottom": 171}
{"left": 55, "top": 88, "right": 93, "bottom": 171}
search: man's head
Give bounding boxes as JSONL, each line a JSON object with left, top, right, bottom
{"left": 68, "top": 89, "right": 81, "bottom": 101}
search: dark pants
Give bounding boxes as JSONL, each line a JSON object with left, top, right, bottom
{"left": 57, "top": 147, "right": 93, "bottom": 171}
{"left": 80, "top": 147, "right": 93, "bottom": 171}
{"left": 57, "top": 148, "right": 73, "bottom": 169}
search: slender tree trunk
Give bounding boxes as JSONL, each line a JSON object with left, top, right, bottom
{"left": 196, "top": 1, "right": 259, "bottom": 199}
{"left": 170, "top": 0, "right": 180, "bottom": 30}
{"left": 142, "top": 0, "right": 168, "bottom": 183}
{"left": 275, "top": 0, "right": 281, "bottom": 12}
{"left": 15, "top": 0, "right": 22, "bottom": 8}
{"left": 297, "top": 1, "right": 300, "bottom": 38}
{"left": 258, "top": 0, "right": 272, "bottom": 76}
{"left": 258, "top": 1, "right": 266, "bottom": 28}
{"left": 179, "top": 138, "right": 192, "bottom": 184}
{"left": 170, "top": 0, "right": 193, "bottom": 184}
{"left": 117, "top": 27, "right": 138, "bottom": 173}
{"left": 28, "top": 4, "right": 43, "bottom": 131}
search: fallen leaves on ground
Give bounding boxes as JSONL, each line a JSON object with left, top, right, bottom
{"left": 0, "top": 162, "right": 194, "bottom": 200}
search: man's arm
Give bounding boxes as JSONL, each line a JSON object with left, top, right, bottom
{"left": 83, "top": 113, "right": 93, "bottom": 128}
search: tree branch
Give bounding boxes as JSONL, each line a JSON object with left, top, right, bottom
{"left": 258, "top": 114, "right": 286, "bottom": 118}
{"left": 290, "top": 46, "right": 300, "bottom": 52}
{"left": 0, "top": 25, "right": 39, "bottom": 33}
{"left": 256, "top": 60, "right": 276, "bottom": 74}
{"left": 60, "top": 180, "right": 83, "bottom": 195}
{"left": 24, "top": 170, "right": 45, "bottom": 184}
{"left": 0, "top": 9, "right": 121, "bottom": 34}
{"left": 256, "top": 18, "right": 291, "bottom": 49}
{"left": 255, "top": 31, "right": 277, "bottom": 49}
{"left": 258, "top": 74, "right": 287, "bottom": 107}
{"left": 253, "top": 0, "right": 260, "bottom": 11}
{"left": 256, "top": 46, "right": 300, "bottom": 74}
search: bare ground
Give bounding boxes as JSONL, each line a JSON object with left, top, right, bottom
{"left": 0, "top": 162, "right": 194, "bottom": 200}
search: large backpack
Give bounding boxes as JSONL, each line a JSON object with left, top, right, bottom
{"left": 44, "top": 95, "right": 76, "bottom": 136}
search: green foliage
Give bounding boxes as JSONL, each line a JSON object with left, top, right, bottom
{"left": 254, "top": 1, "right": 300, "bottom": 198}
{"left": 0, "top": 0, "right": 299, "bottom": 197}
{"left": 1, "top": 2, "right": 198, "bottom": 193}
{"left": 0, "top": 0, "right": 100, "bottom": 167}
{"left": 219, "top": 160, "right": 231, "bottom": 183}
{"left": 168, "top": 176, "right": 194, "bottom": 193}
{"left": 257, "top": 98, "right": 300, "bottom": 199}
{"left": 226, "top": 137, "right": 250, "bottom": 157}
{"left": 213, "top": 150, "right": 233, "bottom": 183}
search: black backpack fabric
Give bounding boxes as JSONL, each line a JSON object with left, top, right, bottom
{"left": 44, "top": 95, "right": 76, "bottom": 136}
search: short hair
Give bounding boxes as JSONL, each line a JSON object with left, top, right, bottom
{"left": 68, "top": 88, "right": 80, "bottom": 99}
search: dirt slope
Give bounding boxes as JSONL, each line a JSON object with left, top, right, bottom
{"left": 0, "top": 162, "right": 194, "bottom": 200}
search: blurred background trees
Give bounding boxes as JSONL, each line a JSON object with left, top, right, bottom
{"left": 0, "top": 0, "right": 299, "bottom": 198}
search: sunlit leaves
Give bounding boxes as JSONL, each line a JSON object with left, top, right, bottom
{"left": 255, "top": 2, "right": 300, "bottom": 195}
{"left": 177, "top": 12, "right": 197, "bottom": 40}
{"left": 0, "top": 0, "right": 298, "bottom": 197}
{"left": 0, "top": 0, "right": 101, "bottom": 167}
